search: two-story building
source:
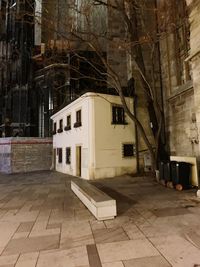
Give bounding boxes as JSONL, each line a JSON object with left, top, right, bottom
{"left": 51, "top": 92, "right": 136, "bottom": 180}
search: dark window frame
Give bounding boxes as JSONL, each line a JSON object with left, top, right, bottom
{"left": 59, "top": 119, "right": 63, "bottom": 130}
{"left": 122, "top": 144, "right": 135, "bottom": 158}
{"left": 57, "top": 148, "right": 62, "bottom": 163}
{"left": 52, "top": 122, "right": 57, "bottom": 135}
{"left": 66, "top": 147, "right": 71, "bottom": 164}
{"left": 65, "top": 115, "right": 71, "bottom": 131}
{"left": 57, "top": 119, "right": 63, "bottom": 133}
{"left": 67, "top": 115, "right": 71, "bottom": 127}
{"left": 74, "top": 109, "right": 82, "bottom": 128}
{"left": 112, "top": 105, "right": 127, "bottom": 125}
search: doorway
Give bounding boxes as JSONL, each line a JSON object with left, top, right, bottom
{"left": 76, "top": 146, "right": 81, "bottom": 177}
{"left": 53, "top": 148, "right": 56, "bottom": 170}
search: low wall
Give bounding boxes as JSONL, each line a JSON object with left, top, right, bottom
{"left": 0, "top": 138, "right": 52, "bottom": 174}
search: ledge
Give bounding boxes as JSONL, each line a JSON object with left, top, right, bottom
{"left": 167, "top": 80, "right": 193, "bottom": 101}
{"left": 74, "top": 122, "right": 82, "bottom": 128}
{"left": 111, "top": 122, "right": 128, "bottom": 125}
{"left": 185, "top": 49, "right": 200, "bottom": 62}
{"left": 64, "top": 126, "right": 71, "bottom": 131}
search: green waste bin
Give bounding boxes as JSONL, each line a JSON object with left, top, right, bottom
{"left": 163, "top": 161, "right": 171, "bottom": 182}
{"left": 171, "top": 161, "right": 191, "bottom": 189}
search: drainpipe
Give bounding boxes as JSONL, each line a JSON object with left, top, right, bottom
{"left": 134, "top": 94, "right": 139, "bottom": 173}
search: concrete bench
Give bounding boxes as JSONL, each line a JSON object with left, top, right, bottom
{"left": 71, "top": 179, "right": 117, "bottom": 220}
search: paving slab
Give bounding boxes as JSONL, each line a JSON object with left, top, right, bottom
{"left": 60, "top": 221, "right": 94, "bottom": 249}
{"left": 87, "top": 244, "right": 102, "bottom": 267}
{"left": 93, "top": 227, "right": 129, "bottom": 244}
{"left": 15, "top": 252, "right": 39, "bottom": 267}
{"left": 2, "top": 234, "right": 60, "bottom": 255}
{"left": 122, "top": 223, "right": 146, "bottom": 240}
{"left": 0, "top": 222, "right": 20, "bottom": 254}
{"left": 123, "top": 255, "right": 171, "bottom": 267}
{"left": 0, "top": 254, "right": 19, "bottom": 266}
{"left": 97, "top": 239, "right": 159, "bottom": 263}
{"left": 90, "top": 220, "right": 106, "bottom": 231}
{"left": 102, "top": 261, "right": 124, "bottom": 267}
{"left": 16, "top": 222, "right": 35, "bottom": 233}
{"left": 149, "top": 235, "right": 200, "bottom": 267}
{"left": 152, "top": 207, "right": 191, "bottom": 217}
{"left": 37, "top": 246, "right": 89, "bottom": 267}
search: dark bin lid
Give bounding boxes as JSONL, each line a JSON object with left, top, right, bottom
{"left": 176, "top": 162, "right": 192, "bottom": 166}
{"left": 170, "top": 161, "right": 177, "bottom": 165}
{"left": 160, "top": 160, "right": 170, "bottom": 163}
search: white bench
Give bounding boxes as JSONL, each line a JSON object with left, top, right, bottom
{"left": 71, "top": 179, "right": 117, "bottom": 220}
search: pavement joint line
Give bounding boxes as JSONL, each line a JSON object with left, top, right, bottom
{"left": 135, "top": 223, "right": 173, "bottom": 267}
{"left": 86, "top": 244, "right": 102, "bottom": 267}
{"left": 14, "top": 253, "right": 21, "bottom": 267}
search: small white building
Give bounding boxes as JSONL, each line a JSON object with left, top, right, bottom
{"left": 51, "top": 92, "right": 137, "bottom": 179}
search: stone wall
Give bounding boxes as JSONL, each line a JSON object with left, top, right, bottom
{"left": 166, "top": 85, "right": 197, "bottom": 156}
{"left": 0, "top": 139, "right": 12, "bottom": 173}
{"left": 186, "top": 0, "right": 200, "bottom": 162}
{"left": 107, "top": 1, "right": 128, "bottom": 88}
{"left": 159, "top": 0, "right": 200, "bottom": 158}
{"left": 0, "top": 138, "right": 52, "bottom": 174}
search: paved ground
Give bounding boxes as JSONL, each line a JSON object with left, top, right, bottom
{"left": 0, "top": 171, "right": 200, "bottom": 267}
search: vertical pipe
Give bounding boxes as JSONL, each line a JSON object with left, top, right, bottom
{"left": 134, "top": 94, "right": 139, "bottom": 173}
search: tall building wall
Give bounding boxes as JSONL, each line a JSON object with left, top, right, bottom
{"left": 107, "top": 0, "right": 128, "bottom": 88}
{"left": 0, "top": 0, "right": 36, "bottom": 136}
{"left": 158, "top": 0, "right": 199, "bottom": 157}
{"left": 186, "top": 0, "right": 200, "bottom": 161}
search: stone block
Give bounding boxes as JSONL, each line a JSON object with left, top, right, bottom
{"left": 71, "top": 180, "right": 117, "bottom": 221}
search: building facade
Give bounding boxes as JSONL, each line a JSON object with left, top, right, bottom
{"left": 0, "top": 0, "right": 37, "bottom": 137}
{"left": 51, "top": 92, "right": 136, "bottom": 179}
{"left": 158, "top": 0, "right": 200, "bottom": 166}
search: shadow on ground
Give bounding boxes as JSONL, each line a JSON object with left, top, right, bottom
{"left": 92, "top": 182, "right": 137, "bottom": 215}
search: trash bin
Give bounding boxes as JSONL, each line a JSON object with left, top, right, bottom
{"left": 159, "top": 161, "right": 165, "bottom": 180}
{"left": 159, "top": 160, "right": 171, "bottom": 182}
{"left": 171, "top": 161, "right": 191, "bottom": 189}
{"left": 170, "top": 161, "right": 178, "bottom": 184}
{"left": 163, "top": 161, "right": 171, "bottom": 182}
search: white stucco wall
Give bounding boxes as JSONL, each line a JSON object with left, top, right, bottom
{"left": 51, "top": 92, "right": 136, "bottom": 179}
{"left": 92, "top": 94, "right": 136, "bottom": 178}
{"left": 51, "top": 94, "right": 91, "bottom": 179}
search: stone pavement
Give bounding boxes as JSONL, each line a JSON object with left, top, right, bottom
{"left": 0, "top": 171, "right": 200, "bottom": 266}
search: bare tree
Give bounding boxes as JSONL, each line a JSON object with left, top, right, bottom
{"left": 35, "top": 0, "right": 167, "bottom": 171}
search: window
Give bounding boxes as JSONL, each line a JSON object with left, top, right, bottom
{"left": 122, "top": 144, "right": 135, "bottom": 157}
{"left": 76, "top": 110, "right": 81, "bottom": 123}
{"left": 53, "top": 122, "right": 57, "bottom": 135}
{"left": 57, "top": 119, "right": 63, "bottom": 133}
{"left": 74, "top": 110, "right": 82, "bottom": 128}
{"left": 65, "top": 115, "right": 71, "bottom": 131}
{"left": 57, "top": 148, "right": 62, "bottom": 163}
{"left": 112, "top": 106, "right": 127, "bottom": 125}
{"left": 59, "top": 119, "right": 63, "bottom": 130}
{"left": 66, "top": 147, "right": 71, "bottom": 164}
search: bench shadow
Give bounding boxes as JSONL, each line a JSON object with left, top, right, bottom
{"left": 91, "top": 182, "right": 137, "bottom": 216}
